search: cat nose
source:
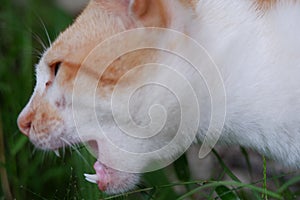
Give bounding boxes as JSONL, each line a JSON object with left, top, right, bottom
{"left": 17, "top": 108, "right": 34, "bottom": 136}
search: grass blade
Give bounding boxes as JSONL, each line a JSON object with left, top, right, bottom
{"left": 176, "top": 181, "right": 282, "bottom": 200}
{"left": 262, "top": 156, "right": 268, "bottom": 200}
{"left": 240, "top": 147, "right": 253, "bottom": 177}
{"left": 215, "top": 185, "right": 240, "bottom": 200}
{"left": 277, "top": 175, "right": 300, "bottom": 194}
{"left": 212, "top": 149, "right": 241, "bottom": 182}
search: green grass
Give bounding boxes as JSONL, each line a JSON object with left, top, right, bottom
{"left": 1, "top": 1, "right": 300, "bottom": 199}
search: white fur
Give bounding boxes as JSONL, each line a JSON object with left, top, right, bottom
{"left": 186, "top": 0, "right": 300, "bottom": 165}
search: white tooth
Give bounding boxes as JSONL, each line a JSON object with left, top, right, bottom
{"left": 54, "top": 150, "right": 60, "bottom": 157}
{"left": 84, "top": 173, "right": 99, "bottom": 181}
{"left": 85, "top": 177, "right": 97, "bottom": 184}
{"left": 84, "top": 173, "right": 99, "bottom": 184}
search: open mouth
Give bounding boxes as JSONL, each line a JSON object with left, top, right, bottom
{"left": 52, "top": 139, "right": 135, "bottom": 194}
{"left": 52, "top": 139, "right": 109, "bottom": 191}
{"left": 82, "top": 140, "right": 109, "bottom": 190}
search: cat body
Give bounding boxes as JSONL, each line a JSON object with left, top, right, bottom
{"left": 18, "top": 0, "right": 300, "bottom": 194}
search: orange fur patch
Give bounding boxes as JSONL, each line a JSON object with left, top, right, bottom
{"left": 98, "top": 49, "right": 161, "bottom": 93}
{"left": 255, "top": 0, "right": 299, "bottom": 10}
{"left": 256, "top": 0, "right": 277, "bottom": 9}
{"left": 44, "top": 0, "right": 172, "bottom": 97}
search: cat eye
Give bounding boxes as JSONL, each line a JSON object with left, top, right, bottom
{"left": 51, "top": 62, "right": 62, "bottom": 77}
{"left": 54, "top": 62, "right": 61, "bottom": 76}
{"left": 46, "top": 62, "right": 62, "bottom": 87}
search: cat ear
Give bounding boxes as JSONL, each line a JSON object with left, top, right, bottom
{"left": 128, "top": 0, "right": 151, "bottom": 17}
{"left": 94, "top": 0, "right": 151, "bottom": 16}
{"left": 93, "top": 0, "right": 167, "bottom": 27}
{"left": 127, "top": 0, "right": 167, "bottom": 27}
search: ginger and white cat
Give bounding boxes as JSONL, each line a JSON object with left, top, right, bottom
{"left": 17, "top": 0, "right": 300, "bottom": 194}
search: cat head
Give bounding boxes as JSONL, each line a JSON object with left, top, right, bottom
{"left": 17, "top": 0, "right": 197, "bottom": 194}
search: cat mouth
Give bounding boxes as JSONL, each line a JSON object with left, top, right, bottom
{"left": 83, "top": 140, "right": 110, "bottom": 191}
{"left": 57, "top": 139, "right": 106, "bottom": 190}
{"left": 84, "top": 160, "right": 112, "bottom": 192}
{"left": 52, "top": 139, "right": 129, "bottom": 194}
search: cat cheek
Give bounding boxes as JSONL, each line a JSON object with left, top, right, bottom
{"left": 55, "top": 96, "right": 67, "bottom": 110}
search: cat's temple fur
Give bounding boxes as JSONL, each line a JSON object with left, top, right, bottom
{"left": 18, "top": 0, "right": 300, "bottom": 194}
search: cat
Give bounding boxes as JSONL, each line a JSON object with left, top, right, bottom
{"left": 17, "top": 0, "right": 300, "bottom": 194}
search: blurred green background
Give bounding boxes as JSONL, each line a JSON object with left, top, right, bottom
{"left": 1, "top": 1, "right": 300, "bottom": 199}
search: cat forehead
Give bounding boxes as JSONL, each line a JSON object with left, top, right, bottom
{"left": 44, "top": 1, "right": 132, "bottom": 65}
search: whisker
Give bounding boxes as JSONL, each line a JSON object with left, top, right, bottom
{"left": 74, "top": 142, "right": 84, "bottom": 150}
{"left": 69, "top": 146, "right": 73, "bottom": 156}
{"left": 32, "top": 32, "right": 47, "bottom": 51}
{"left": 37, "top": 15, "right": 52, "bottom": 48}
{"left": 30, "top": 11, "right": 52, "bottom": 49}
{"left": 31, "top": 147, "right": 37, "bottom": 157}
{"left": 23, "top": 24, "right": 48, "bottom": 56}
{"left": 32, "top": 48, "right": 44, "bottom": 58}
{"left": 60, "top": 137, "right": 91, "bottom": 167}
{"left": 62, "top": 143, "right": 66, "bottom": 159}
{"left": 41, "top": 150, "right": 47, "bottom": 163}
{"left": 60, "top": 137, "right": 74, "bottom": 148}
{"left": 20, "top": 185, "right": 48, "bottom": 200}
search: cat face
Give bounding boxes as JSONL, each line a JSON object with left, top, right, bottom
{"left": 17, "top": 0, "right": 178, "bottom": 194}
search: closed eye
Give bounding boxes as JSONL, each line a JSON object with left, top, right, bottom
{"left": 51, "top": 62, "right": 62, "bottom": 77}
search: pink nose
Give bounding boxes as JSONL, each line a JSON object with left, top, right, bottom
{"left": 17, "top": 109, "right": 33, "bottom": 136}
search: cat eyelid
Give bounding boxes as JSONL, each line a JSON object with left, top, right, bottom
{"left": 50, "top": 61, "right": 62, "bottom": 77}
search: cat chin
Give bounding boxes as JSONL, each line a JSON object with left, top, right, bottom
{"left": 84, "top": 161, "right": 140, "bottom": 194}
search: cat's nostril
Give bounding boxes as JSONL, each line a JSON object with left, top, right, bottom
{"left": 17, "top": 113, "right": 33, "bottom": 136}
{"left": 18, "top": 120, "right": 31, "bottom": 136}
